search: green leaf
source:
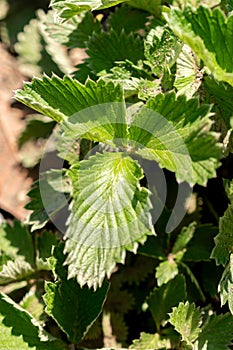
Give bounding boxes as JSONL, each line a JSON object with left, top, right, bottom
{"left": 197, "top": 313, "right": 233, "bottom": 350}
{"left": 179, "top": 262, "right": 205, "bottom": 302}
{"left": 0, "top": 260, "right": 35, "bottom": 285}
{"left": 74, "top": 61, "right": 96, "bottom": 83}
{"left": 172, "top": 222, "right": 197, "bottom": 256}
{"left": 144, "top": 26, "right": 182, "bottom": 76}
{"left": 169, "top": 301, "right": 202, "bottom": 345}
{"left": 50, "top": 0, "right": 131, "bottom": 19}
{"left": 47, "top": 11, "right": 101, "bottom": 49}
{"left": 130, "top": 332, "right": 172, "bottom": 349}
{"left": 35, "top": 231, "right": 59, "bottom": 270}
{"left": 15, "top": 10, "right": 72, "bottom": 77}
{"left": 0, "top": 221, "right": 34, "bottom": 264}
{"left": 174, "top": 44, "right": 202, "bottom": 98}
{"left": 20, "top": 291, "right": 45, "bottom": 322}
{"left": 224, "top": 179, "right": 233, "bottom": 204}
{"left": 182, "top": 224, "right": 217, "bottom": 262}
{"left": 43, "top": 245, "right": 109, "bottom": 343}
{"left": 18, "top": 115, "right": 55, "bottom": 148}
{"left": 109, "top": 6, "right": 149, "bottom": 34}
{"left": 100, "top": 59, "right": 154, "bottom": 98}
{"left": 64, "top": 152, "right": 155, "bottom": 289}
{"left": 0, "top": 221, "right": 36, "bottom": 284}
{"left": 100, "top": 67, "right": 141, "bottom": 98}
{"left": 86, "top": 30, "right": 144, "bottom": 75}
{"left": 155, "top": 259, "right": 179, "bottom": 286}
{"left": 204, "top": 76, "right": 233, "bottom": 127}
{"left": 218, "top": 254, "right": 233, "bottom": 314}
{"left": 0, "top": 292, "right": 68, "bottom": 349}
{"left": 211, "top": 204, "right": 233, "bottom": 265}
{"left": 138, "top": 235, "right": 166, "bottom": 259}
{"left": 128, "top": 0, "right": 161, "bottom": 15}
{"left": 129, "top": 92, "right": 222, "bottom": 185}
{"left": 148, "top": 275, "right": 186, "bottom": 330}
{"left": 15, "top": 76, "right": 124, "bottom": 123}
{"left": 25, "top": 170, "right": 71, "bottom": 231}
{"left": 164, "top": 6, "right": 233, "bottom": 87}
{"left": 60, "top": 100, "right": 127, "bottom": 146}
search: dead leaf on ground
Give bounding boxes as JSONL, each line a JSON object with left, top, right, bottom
{"left": 0, "top": 44, "right": 32, "bottom": 220}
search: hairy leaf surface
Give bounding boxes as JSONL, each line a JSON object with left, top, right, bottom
{"left": 164, "top": 6, "right": 233, "bottom": 87}
{"left": 211, "top": 204, "right": 233, "bottom": 265}
{"left": 64, "top": 152, "right": 155, "bottom": 289}
{"left": 169, "top": 301, "right": 201, "bottom": 345}
{"left": 130, "top": 92, "right": 222, "bottom": 185}
{"left": 86, "top": 29, "right": 144, "bottom": 75}
{"left": 44, "top": 245, "right": 109, "bottom": 343}
{"left": 0, "top": 221, "right": 34, "bottom": 264}
{"left": 0, "top": 292, "right": 67, "bottom": 349}
{"left": 15, "top": 76, "right": 124, "bottom": 122}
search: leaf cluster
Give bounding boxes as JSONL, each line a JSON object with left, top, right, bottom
{"left": 1, "top": 0, "right": 233, "bottom": 348}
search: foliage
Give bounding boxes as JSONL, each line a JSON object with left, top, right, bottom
{"left": 1, "top": 0, "right": 233, "bottom": 348}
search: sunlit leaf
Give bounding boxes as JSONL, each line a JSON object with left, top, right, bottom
{"left": 169, "top": 301, "right": 201, "bottom": 345}
{"left": 164, "top": 6, "right": 233, "bottom": 87}
{"left": 64, "top": 152, "right": 155, "bottom": 289}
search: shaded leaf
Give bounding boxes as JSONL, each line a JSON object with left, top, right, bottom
{"left": 0, "top": 292, "right": 68, "bottom": 349}
{"left": 35, "top": 231, "right": 59, "bottom": 270}
{"left": 197, "top": 313, "right": 233, "bottom": 350}
{"left": 15, "top": 10, "right": 72, "bottom": 77}
{"left": 0, "top": 221, "right": 34, "bottom": 264}
{"left": 179, "top": 262, "right": 205, "bottom": 301}
{"left": 183, "top": 224, "right": 217, "bottom": 262}
{"left": 46, "top": 11, "right": 101, "bottom": 48}
{"left": 138, "top": 235, "right": 166, "bottom": 259}
{"left": 147, "top": 275, "right": 186, "bottom": 330}
{"left": 25, "top": 170, "right": 71, "bottom": 231}
{"left": 109, "top": 6, "right": 149, "bottom": 34}
{"left": 128, "top": 0, "right": 161, "bottom": 16}
{"left": 60, "top": 100, "right": 127, "bottom": 146}
{"left": 86, "top": 29, "right": 144, "bottom": 76}
{"left": 18, "top": 115, "right": 55, "bottom": 148}
{"left": 204, "top": 76, "right": 233, "bottom": 130}
{"left": 44, "top": 245, "right": 109, "bottom": 343}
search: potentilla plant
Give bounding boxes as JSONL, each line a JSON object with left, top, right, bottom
{"left": 0, "top": 0, "right": 233, "bottom": 349}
